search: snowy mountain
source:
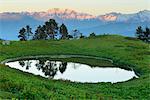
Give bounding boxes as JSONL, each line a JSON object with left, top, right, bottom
{"left": 1, "top": 8, "right": 149, "bottom": 22}
{"left": 0, "top": 8, "right": 150, "bottom": 40}
{"left": 0, "top": 8, "right": 96, "bottom": 21}
{"left": 98, "top": 10, "right": 150, "bottom": 22}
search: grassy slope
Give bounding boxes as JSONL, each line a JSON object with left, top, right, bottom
{"left": 0, "top": 35, "right": 150, "bottom": 99}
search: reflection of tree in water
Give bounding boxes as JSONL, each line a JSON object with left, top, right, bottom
{"left": 42, "top": 61, "right": 58, "bottom": 78}
{"left": 35, "top": 59, "right": 46, "bottom": 70}
{"left": 59, "top": 62, "right": 67, "bottom": 74}
{"left": 19, "top": 59, "right": 67, "bottom": 78}
{"left": 37, "top": 60, "right": 67, "bottom": 78}
{"left": 26, "top": 60, "right": 32, "bottom": 70}
{"left": 19, "top": 61, "right": 25, "bottom": 67}
{"left": 18, "top": 60, "right": 32, "bottom": 70}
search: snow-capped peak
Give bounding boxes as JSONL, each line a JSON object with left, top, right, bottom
{"left": 0, "top": 8, "right": 149, "bottom": 22}
{"left": 45, "top": 8, "right": 96, "bottom": 20}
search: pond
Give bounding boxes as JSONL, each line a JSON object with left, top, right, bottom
{"left": 5, "top": 59, "right": 138, "bottom": 83}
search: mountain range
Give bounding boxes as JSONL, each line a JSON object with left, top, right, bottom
{"left": 0, "top": 8, "right": 150, "bottom": 40}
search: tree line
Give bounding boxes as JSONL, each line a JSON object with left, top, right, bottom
{"left": 18, "top": 19, "right": 86, "bottom": 41}
{"left": 18, "top": 18, "right": 150, "bottom": 43}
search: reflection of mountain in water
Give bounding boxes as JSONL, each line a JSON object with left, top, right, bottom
{"left": 18, "top": 60, "right": 67, "bottom": 78}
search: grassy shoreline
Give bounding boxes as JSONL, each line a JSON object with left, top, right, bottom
{"left": 0, "top": 35, "right": 150, "bottom": 99}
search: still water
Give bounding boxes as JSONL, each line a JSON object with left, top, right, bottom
{"left": 5, "top": 59, "right": 138, "bottom": 83}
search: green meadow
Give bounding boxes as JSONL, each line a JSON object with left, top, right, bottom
{"left": 0, "top": 35, "right": 150, "bottom": 99}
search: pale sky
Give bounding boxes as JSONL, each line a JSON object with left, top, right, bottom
{"left": 0, "top": 0, "right": 149, "bottom": 15}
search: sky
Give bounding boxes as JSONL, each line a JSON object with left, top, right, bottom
{"left": 0, "top": 0, "right": 149, "bottom": 15}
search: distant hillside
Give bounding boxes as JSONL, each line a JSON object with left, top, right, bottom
{"left": 0, "top": 8, "right": 150, "bottom": 40}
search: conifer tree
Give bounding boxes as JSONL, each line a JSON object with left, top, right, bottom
{"left": 44, "top": 19, "right": 58, "bottom": 39}
{"left": 18, "top": 28, "right": 26, "bottom": 41}
{"left": 59, "top": 24, "right": 69, "bottom": 39}
{"left": 33, "top": 25, "right": 47, "bottom": 40}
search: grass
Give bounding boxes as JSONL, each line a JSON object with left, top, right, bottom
{"left": 0, "top": 35, "right": 150, "bottom": 99}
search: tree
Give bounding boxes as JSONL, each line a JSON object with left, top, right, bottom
{"left": 89, "top": 32, "right": 96, "bottom": 38}
{"left": 44, "top": 19, "right": 58, "bottom": 39}
{"left": 59, "top": 24, "right": 69, "bottom": 39}
{"left": 71, "top": 29, "right": 82, "bottom": 39}
{"left": 143, "top": 27, "right": 150, "bottom": 42}
{"left": 18, "top": 28, "right": 26, "bottom": 41}
{"left": 18, "top": 25, "right": 33, "bottom": 41}
{"left": 136, "top": 26, "right": 144, "bottom": 40}
{"left": 25, "top": 25, "right": 33, "bottom": 40}
{"left": 33, "top": 25, "right": 47, "bottom": 40}
{"left": 135, "top": 26, "right": 150, "bottom": 42}
{"left": 80, "top": 33, "right": 85, "bottom": 39}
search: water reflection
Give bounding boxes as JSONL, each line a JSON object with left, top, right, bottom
{"left": 59, "top": 62, "right": 67, "bottom": 74}
{"left": 18, "top": 60, "right": 67, "bottom": 78}
{"left": 6, "top": 59, "right": 138, "bottom": 83}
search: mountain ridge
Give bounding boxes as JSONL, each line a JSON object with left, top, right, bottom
{"left": 0, "top": 8, "right": 150, "bottom": 40}
{"left": 1, "top": 8, "right": 150, "bottom": 22}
